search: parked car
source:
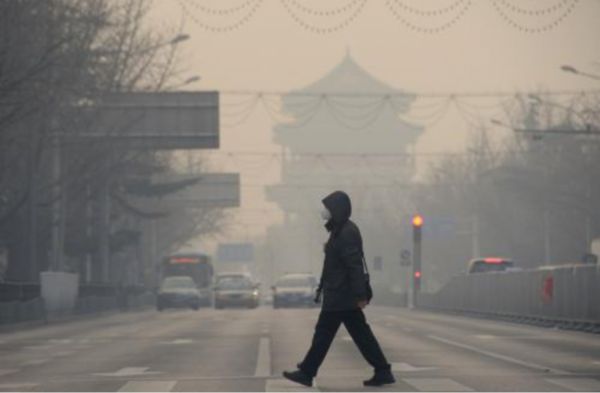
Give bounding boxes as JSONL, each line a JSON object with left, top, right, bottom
{"left": 213, "top": 273, "right": 260, "bottom": 309}
{"left": 157, "top": 276, "right": 201, "bottom": 311}
{"left": 272, "top": 273, "right": 318, "bottom": 308}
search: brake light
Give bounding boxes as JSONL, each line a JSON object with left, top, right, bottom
{"left": 484, "top": 258, "right": 504, "bottom": 264}
{"left": 414, "top": 271, "right": 421, "bottom": 278}
{"left": 171, "top": 257, "right": 198, "bottom": 264}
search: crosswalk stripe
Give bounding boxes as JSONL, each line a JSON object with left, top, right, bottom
{"left": 404, "top": 377, "right": 474, "bottom": 391}
{"left": 0, "top": 383, "right": 39, "bottom": 390}
{"left": 21, "top": 358, "right": 50, "bottom": 367}
{"left": 118, "top": 380, "right": 177, "bottom": 392}
{"left": 0, "top": 369, "right": 19, "bottom": 377}
{"left": 266, "top": 378, "right": 319, "bottom": 392}
{"left": 546, "top": 378, "right": 600, "bottom": 391}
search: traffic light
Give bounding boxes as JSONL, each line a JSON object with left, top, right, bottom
{"left": 412, "top": 214, "right": 423, "bottom": 299}
{"left": 413, "top": 270, "right": 421, "bottom": 290}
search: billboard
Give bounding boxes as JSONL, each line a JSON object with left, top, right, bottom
{"left": 126, "top": 173, "right": 240, "bottom": 213}
{"left": 69, "top": 91, "right": 219, "bottom": 150}
{"left": 217, "top": 243, "right": 254, "bottom": 263}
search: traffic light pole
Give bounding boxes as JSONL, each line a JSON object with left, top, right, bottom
{"left": 410, "top": 215, "right": 423, "bottom": 309}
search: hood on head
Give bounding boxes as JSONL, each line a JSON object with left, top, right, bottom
{"left": 322, "top": 190, "right": 351, "bottom": 230}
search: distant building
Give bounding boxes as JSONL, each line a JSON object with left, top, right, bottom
{"left": 264, "top": 53, "right": 423, "bottom": 287}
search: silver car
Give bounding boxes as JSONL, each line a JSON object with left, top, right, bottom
{"left": 157, "top": 276, "right": 202, "bottom": 311}
{"left": 213, "top": 273, "right": 260, "bottom": 309}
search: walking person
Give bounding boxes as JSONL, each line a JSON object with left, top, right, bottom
{"left": 283, "top": 191, "right": 395, "bottom": 388}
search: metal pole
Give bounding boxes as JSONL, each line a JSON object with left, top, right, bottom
{"left": 543, "top": 208, "right": 551, "bottom": 265}
{"left": 50, "top": 134, "right": 62, "bottom": 271}
{"left": 471, "top": 214, "right": 480, "bottom": 258}
{"left": 99, "top": 175, "right": 110, "bottom": 282}
{"left": 28, "top": 129, "right": 38, "bottom": 280}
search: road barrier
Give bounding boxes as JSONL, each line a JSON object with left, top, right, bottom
{"left": 418, "top": 265, "right": 600, "bottom": 327}
{"left": 0, "top": 283, "right": 155, "bottom": 326}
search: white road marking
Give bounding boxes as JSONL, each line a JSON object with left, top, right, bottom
{"left": 118, "top": 380, "right": 176, "bottom": 392}
{"left": 160, "top": 339, "right": 194, "bottom": 345}
{"left": 255, "top": 337, "right": 271, "bottom": 377}
{"left": 474, "top": 334, "right": 496, "bottom": 340}
{"left": 0, "top": 383, "right": 39, "bottom": 390}
{"left": 21, "top": 358, "right": 50, "bottom": 366}
{"left": 392, "top": 362, "right": 437, "bottom": 372}
{"left": 404, "top": 377, "right": 474, "bottom": 391}
{"left": 48, "top": 339, "right": 72, "bottom": 344}
{"left": 94, "top": 367, "right": 162, "bottom": 377}
{"left": 341, "top": 336, "right": 352, "bottom": 342}
{"left": 266, "top": 378, "right": 319, "bottom": 392}
{"left": 546, "top": 378, "right": 600, "bottom": 391}
{"left": 54, "top": 350, "right": 75, "bottom": 357}
{"left": 429, "top": 335, "right": 570, "bottom": 375}
{"left": 593, "top": 361, "right": 600, "bottom": 365}
{"left": 24, "top": 345, "right": 53, "bottom": 351}
{"left": 0, "top": 369, "right": 19, "bottom": 376}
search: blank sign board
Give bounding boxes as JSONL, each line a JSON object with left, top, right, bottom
{"left": 217, "top": 243, "right": 254, "bottom": 262}
{"left": 73, "top": 91, "right": 219, "bottom": 150}
{"left": 127, "top": 173, "right": 239, "bottom": 212}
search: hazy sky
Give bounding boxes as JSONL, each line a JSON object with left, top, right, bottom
{"left": 147, "top": 0, "right": 600, "bottom": 250}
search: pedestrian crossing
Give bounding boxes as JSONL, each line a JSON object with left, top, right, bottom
{"left": 2, "top": 376, "right": 599, "bottom": 392}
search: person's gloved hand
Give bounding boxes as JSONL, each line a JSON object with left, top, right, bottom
{"left": 313, "top": 288, "right": 322, "bottom": 304}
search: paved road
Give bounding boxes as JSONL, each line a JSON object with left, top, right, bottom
{"left": 0, "top": 306, "right": 599, "bottom": 391}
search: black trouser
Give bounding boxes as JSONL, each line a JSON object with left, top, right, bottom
{"left": 298, "top": 309, "right": 390, "bottom": 378}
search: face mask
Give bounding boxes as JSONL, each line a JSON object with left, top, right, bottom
{"left": 320, "top": 206, "right": 331, "bottom": 221}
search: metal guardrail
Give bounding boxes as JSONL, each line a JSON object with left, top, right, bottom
{"left": 0, "top": 282, "right": 41, "bottom": 302}
{"left": 418, "top": 265, "right": 600, "bottom": 329}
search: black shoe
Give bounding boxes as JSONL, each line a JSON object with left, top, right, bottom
{"left": 283, "top": 369, "right": 313, "bottom": 387}
{"left": 363, "top": 369, "right": 396, "bottom": 387}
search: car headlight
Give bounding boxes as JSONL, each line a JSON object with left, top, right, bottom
{"left": 252, "top": 290, "right": 259, "bottom": 297}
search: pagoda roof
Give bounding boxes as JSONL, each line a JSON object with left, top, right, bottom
{"left": 293, "top": 51, "right": 411, "bottom": 96}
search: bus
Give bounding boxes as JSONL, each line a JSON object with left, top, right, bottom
{"left": 467, "top": 257, "right": 515, "bottom": 274}
{"left": 160, "top": 253, "right": 214, "bottom": 306}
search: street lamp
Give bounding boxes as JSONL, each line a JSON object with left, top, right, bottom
{"left": 168, "top": 75, "right": 201, "bottom": 90}
{"left": 170, "top": 34, "right": 190, "bottom": 45}
{"left": 560, "top": 64, "right": 600, "bottom": 81}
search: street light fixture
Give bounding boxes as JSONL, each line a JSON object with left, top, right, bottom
{"left": 170, "top": 34, "right": 190, "bottom": 45}
{"left": 168, "top": 75, "right": 201, "bottom": 90}
{"left": 560, "top": 64, "right": 600, "bottom": 81}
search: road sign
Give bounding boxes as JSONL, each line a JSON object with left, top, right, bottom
{"left": 73, "top": 91, "right": 219, "bottom": 150}
{"left": 217, "top": 243, "right": 254, "bottom": 263}
{"left": 400, "top": 249, "right": 411, "bottom": 266}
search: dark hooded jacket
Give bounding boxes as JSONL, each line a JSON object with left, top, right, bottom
{"left": 320, "top": 191, "right": 368, "bottom": 311}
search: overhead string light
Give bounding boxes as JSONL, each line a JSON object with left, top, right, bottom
{"left": 491, "top": 0, "right": 579, "bottom": 33}
{"left": 215, "top": 90, "right": 599, "bottom": 130}
{"left": 385, "top": 0, "right": 472, "bottom": 34}
{"left": 177, "top": 0, "right": 263, "bottom": 33}
{"left": 280, "top": 0, "right": 368, "bottom": 34}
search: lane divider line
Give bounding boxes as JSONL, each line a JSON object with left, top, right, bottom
{"left": 255, "top": 337, "right": 271, "bottom": 377}
{"left": 428, "top": 335, "right": 570, "bottom": 375}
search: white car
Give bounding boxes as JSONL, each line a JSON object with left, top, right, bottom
{"left": 272, "top": 273, "right": 318, "bottom": 308}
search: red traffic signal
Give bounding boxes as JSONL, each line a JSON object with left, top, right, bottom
{"left": 414, "top": 271, "right": 421, "bottom": 279}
